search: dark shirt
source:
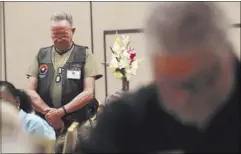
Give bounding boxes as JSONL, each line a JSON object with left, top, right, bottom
{"left": 78, "top": 60, "right": 240, "bottom": 153}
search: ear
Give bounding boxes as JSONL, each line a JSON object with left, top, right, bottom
{"left": 72, "top": 28, "right": 76, "bottom": 34}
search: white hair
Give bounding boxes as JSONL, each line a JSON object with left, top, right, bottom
{"left": 145, "top": 2, "right": 231, "bottom": 56}
{"left": 50, "top": 12, "right": 73, "bottom": 27}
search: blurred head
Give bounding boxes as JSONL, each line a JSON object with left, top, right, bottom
{"left": 1, "top": 101, "right": 36, "bottom": 153}
{"left": 0, "top": 81, "right": 33, "bottom": 113}
{"left": 1, "top": 100, "right": 22, "bottom": 136}
{"left": 145, "top": 2, "right": 236, "bottom": 125}
{"left": 50, "top": 12, "right": 76, "bottom": 51}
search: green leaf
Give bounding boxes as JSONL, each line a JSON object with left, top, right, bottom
{"left": 110, "top": 47, "right": 115, "bottom": 54}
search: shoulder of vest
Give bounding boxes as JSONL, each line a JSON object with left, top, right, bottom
{"left": 73, "top": 44, "right": 88, "bottom": 58}
{"left": 39, "top": 46, "right": 53, "bottom": 52}
{"left": 74, "top": 44, "right": 88, "bottom": 50}
{"left": 37, "top": 46, "right": 53, "bottom": 60}
{"left": 37, "top": 46, "right": 53, "bottom": 55}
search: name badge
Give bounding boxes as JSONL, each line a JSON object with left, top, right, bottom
{"left": 67, "top": 70, "right": 81, "bottom": 79}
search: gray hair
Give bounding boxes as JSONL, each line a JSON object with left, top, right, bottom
{"left": 145, "top": 2, "right": 230, "bottom": 56}
{"left": 50, "top": 12, "right": 73, "bottom": 27}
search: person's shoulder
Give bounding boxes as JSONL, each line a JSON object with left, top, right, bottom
{"left": 131, "top": 83, "right": 158, "bottom": 100}
{"left": 36, "top": 45, "right": 54, "bottom": 58}
{"left": 25, "top": 113, "right": 50, "bottom": 128}
{"left": 25, "top": 113, "right": 56, "bottom": 140}
{"left": 23, "top": 114, "right": 43, "bottom": 134}
{"left": 74, "top": 44, "right": 89, "bottom": 51}
{"left": 26, "top": 113, "right": 54, "bottom": 131}
{"left": 119, "top": 83, "right": 158, "bottom": 107}
{"left": 73, "top": 44, "right": 92, "bottom": 56}
{"left": 106, "top": 83, "right": 159, "bottom": 121}
{"left": 25, "top": 113, "right": 43, "bottom": 123}
{"left": 85, "top": 48, "right": 92, "bottom": 56}
{"left": 38, "top": 45, "right": 53, "bottom": 52}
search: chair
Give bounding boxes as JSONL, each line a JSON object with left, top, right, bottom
{"left": 91, "top": 99, "right": 101, "bottom": 121}
{"left": 31, "top": 135, "right": 56, "bottom": 153}
{"left": 86, "top": 98, "right": 99, "bottom": 120}
{"left": 62, "top": 122, "right": 80, "bottom": 154}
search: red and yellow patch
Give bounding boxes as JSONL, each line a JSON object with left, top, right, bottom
{"left": 39, "top": 64, "right": 48, "bottom": 74}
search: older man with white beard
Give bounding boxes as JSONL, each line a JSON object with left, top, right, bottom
{"left": 77, "top": 2, "right": 240, "bottom": 153}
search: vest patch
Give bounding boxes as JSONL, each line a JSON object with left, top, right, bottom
{"left": 39, "top": 64, "right": 48, "bottom": 75}
{"left": 39, "top": 64, "right": 48, "bottom": 78}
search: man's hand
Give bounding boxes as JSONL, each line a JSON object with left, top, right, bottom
{"left": 45, "top": 108, "right": 65, "bottom": 124}
{"left": 50, "top": 118, "right": 65, "bottom": 130}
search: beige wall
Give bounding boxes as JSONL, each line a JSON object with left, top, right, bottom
{"left": 3, "top": 2, "right": 91, "bottom": 88}
{"left": 1, "top": 2, "right": 240, "bottom": 102}
{"left": 0, "top": 2, "right": 5, "bottom": 81}
{"left": 218, "top": 2, "right": 241, "bottom": 58}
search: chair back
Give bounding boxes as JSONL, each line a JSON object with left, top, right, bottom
{"left": 62, "top": 122, "right": 80, "bottom": 153}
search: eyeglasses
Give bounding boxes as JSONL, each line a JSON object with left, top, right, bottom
{"left": 51, "top": 27, "right": 73, "bottom": 32}
{"left": 51, "top": 28, "right": 73, "bottom": 39}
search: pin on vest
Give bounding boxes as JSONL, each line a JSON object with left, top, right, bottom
{"left": 39, "top": 64, "right": 48, "bottom": 78}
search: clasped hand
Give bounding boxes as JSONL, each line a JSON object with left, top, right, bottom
{"left": 44, "top": 108, "right": 65, "bottom": 129}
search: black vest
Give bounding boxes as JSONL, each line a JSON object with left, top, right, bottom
{"left": 36, "top": 44, "right": 88, "bottom": 125}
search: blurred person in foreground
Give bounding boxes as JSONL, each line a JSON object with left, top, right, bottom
{"left": 1, "top": 100, "right": 36, "bottom": 153}
{"left": 77, "top": 2, "right": 240, "bottom": 153}
{"left": 0, "top": 81, "right": 56, "bottom": 140}
{"left": 97, "top": 91, "right": 125, "bottom": 114}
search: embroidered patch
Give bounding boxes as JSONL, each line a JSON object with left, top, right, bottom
{"left": 39, "top": 64, "right": 48, "bottom": 75}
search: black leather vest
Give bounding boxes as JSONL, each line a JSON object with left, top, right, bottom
{"left": 36, "top": 44, "right": 88, "bottom": 125}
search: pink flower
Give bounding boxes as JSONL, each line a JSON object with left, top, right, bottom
{"left": 127, "top": 48, "right": 136, "bottom": 62}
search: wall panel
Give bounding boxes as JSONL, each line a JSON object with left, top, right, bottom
{"left": 0, "top": 2, "right": 5, "bottom": 81}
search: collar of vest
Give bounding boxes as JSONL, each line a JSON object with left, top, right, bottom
{"left": 54, "top": 42, "right": 74, "bottom": 55}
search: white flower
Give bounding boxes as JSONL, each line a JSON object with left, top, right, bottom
{"left": 109, "top": 57, "right": 118, "bottom": 71}
{"left": 131, "top": 60, "right": 138, "bottom": 75}
{"left": 118, "top": 58, "right": 129, "bottom": 69}
{"left": 112, "top": 35, "right": 122, "bottom": 54}
{"left": 110, "top": 56, "right": 118, "bottom": 65}
{"left": 122, "top": 35, "right": 130, "bottom": 48}
{"left": 122, "top": 50, "right": 130, "bottom": 60}
{"left": 108, "top": 32, "right": 144, "bottom": 81}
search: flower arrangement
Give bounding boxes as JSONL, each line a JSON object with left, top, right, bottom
{"left": 104, "top": 32, "right": 144, "bottom": 91}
